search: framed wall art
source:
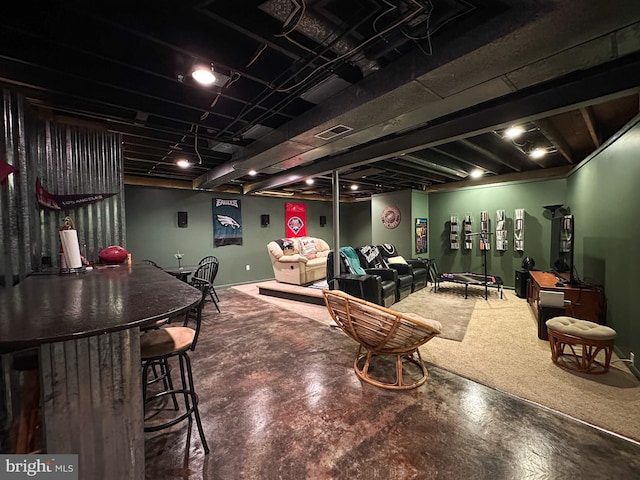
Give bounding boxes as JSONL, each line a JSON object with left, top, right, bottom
{"left": 381, "top": 205, "right": 401, "bottom": 229}
{"left": 415, "top": 218, "right": 427, "bottom": 253}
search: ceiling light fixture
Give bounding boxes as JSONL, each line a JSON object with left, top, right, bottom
{"left": 350, "top": 184, "right": 359, "bottom": 190}
{"left": 176, "top": 159, "right": 191, "bottom": 168}
{"left": 257, "top": 190, "right": 294, "bottom": 197}
{"left": 305, "top": 178, "right": 314, "bottom": 185}
{"left": 529, "top": 147, "right": 547, "bottom": 159}
{"left": 504, "top": 126, "right": 525, "bottom": 139}
{"left": 191, "top": 64, "right": 216, "bottom": 86}
{"left": 248, "top": 169, "right": 257, "bottom": 176}
{"left": 470, "top": 169, "right": 483, "bottom": 178}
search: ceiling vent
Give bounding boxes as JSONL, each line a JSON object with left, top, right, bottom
{"left": 314, "top": 124, "right": 353, "bottom": 140}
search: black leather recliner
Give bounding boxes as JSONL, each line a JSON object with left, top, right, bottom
{"left": 326, "top": 248, "right": 397, "bottom": 308}
{"left": 376, "top": 243, "right": 428, "bottom": 292}
{"left": 356, "top": 245, "right": 413, "bottom": 302}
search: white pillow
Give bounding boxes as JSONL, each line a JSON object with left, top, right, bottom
{"left": 387, "top": 255, "right": 408, "bottom": 264}
{"left": 299, "top": 237, "right": 317, "bottom": 259}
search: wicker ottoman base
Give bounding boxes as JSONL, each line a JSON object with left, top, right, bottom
{"left": 546, "top": 316, "right": 616, "bottom": 374}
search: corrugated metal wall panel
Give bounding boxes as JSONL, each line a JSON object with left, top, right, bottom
{"left": 0, "top": 90, "right": 34, "bottom": 288}
{"left": 0, "top": 88, "right": 125, "bottom": 289}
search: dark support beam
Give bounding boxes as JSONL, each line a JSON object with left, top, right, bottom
{"left": 376, "top": 160, "right": 447, "bottom": 183}
{"left": 459, "top": 139, "right": 521, "bottom": 172}
{"left": 579, "top": 106, "right": 601, "bottom": 148}
{"left": 427, "top": 147, "right": 489, "bottom": 173}
{"left": 243, "top": 51, "right": 640, "bottom": 194}
{"left": 400, "top": 154, "right": 467, "bottom": 179}
{"left": 432, "top": 143, "right": 502, "bottom": 175}
{"left": 534, "top": 118, "right": 575, "bottom": 164}
{"left": 426, "top": 165, "right": 573, "bottom": 192}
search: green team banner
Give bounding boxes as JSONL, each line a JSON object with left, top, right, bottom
{"left": 213, "top": 198, "right": 243, "bottom": 246}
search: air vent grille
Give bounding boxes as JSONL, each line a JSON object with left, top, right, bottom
{"left": 314, "top": 124, "right": 353, "bottom": 140}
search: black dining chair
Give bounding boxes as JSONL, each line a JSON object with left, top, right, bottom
{"left": 197, "top": 256, "right": 220, "bottom": 312}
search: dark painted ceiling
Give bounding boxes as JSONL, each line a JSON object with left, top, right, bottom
{"left": 2, "top": 0, "right": 640, "bottom": 200}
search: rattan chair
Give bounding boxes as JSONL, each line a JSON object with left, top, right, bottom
{"left": 323, "top": 289, "right": 442, "bottom": 390}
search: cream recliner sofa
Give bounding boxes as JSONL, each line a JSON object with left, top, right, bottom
{"left": 267, "top": 237, "right": 330, "bottom": 285}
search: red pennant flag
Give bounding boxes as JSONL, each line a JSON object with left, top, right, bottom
{"left": 36, "top": 178, "right": 117, "bottom": 210}
{"left": 0, "top": 159, "right": 18, "bottom": 185}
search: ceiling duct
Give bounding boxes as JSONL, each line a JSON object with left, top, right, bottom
{"left": 258, "top": 0, "right": 381, "bottom": 77}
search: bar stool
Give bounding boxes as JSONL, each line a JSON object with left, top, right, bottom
{"left": 140, "top": 287, "right": 209, "bottom": 453}
{"left": 12, "top": 349, "right": 42, "bottom": 454}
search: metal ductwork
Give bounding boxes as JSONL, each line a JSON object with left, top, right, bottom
{"left": 258, "top": 0, "right": 381, "bottom": 77}
{"left": 194, "top": 3, "right": 640, "bottom": 192}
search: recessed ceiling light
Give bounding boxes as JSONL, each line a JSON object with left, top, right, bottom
{"left": 350, "top": 184, "right": 358, "bottom": 190}
{"left": 529, "top": 148, "right": 547, "bottom": 159}
{"left": 504, "top": 126, "right": 525, "bottom": 139}
{"left": 470, "top": 169, "right": 483, "bottom": 178}
{"left": 191, "top": 65, "right": 216, "bottom": 86}
{"left": 249, "top": 169, "right": 257, "bottom": 176}
{"left": 176, "top": 159, "right": 191, "bottom": 168}
{"left": 305, "top": 178, "right": 314, "bottom": 185}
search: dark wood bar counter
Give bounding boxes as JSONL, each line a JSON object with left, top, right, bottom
{"left": 0, "top": 264, "right": 202, "bottom": 478}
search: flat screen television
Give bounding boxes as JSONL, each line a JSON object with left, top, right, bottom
{"left": 551, "top": 214, "right": 576, "bottom": 284}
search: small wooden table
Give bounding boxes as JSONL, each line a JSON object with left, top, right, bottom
{"left": 163, "top": 265, "right": 196, "bottom": 282}
{"left": 0, "top": 265, "right": 202, "bottom": 478}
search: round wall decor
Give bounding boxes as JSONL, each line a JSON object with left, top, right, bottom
{"left": 381, "top": 205, "right": 401, "bottom": 229}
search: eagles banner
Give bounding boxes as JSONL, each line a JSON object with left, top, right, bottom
{"left": 285, "top": 202, "right": 306, "bottom": 237}
{"left": 213, "top": 198, "right": 243, "bottom": 246}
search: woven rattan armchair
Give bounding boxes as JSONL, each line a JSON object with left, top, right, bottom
{"left": 323, "top": 289, "right": 442, "bottom": 390}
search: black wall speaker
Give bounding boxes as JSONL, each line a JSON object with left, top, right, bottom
{"left": 177, "top": 211, "right": 188, "bottom": 228}
{"left": 261, "top": 214, "right": 270, "bottom": 226}
{"left": 320, "top": 215, "right": 327, "bottom": 227}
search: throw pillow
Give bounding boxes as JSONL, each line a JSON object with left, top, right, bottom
{"left": 282, "top": 238, "right": 295, "bottom": 255}
{"left": 359, "top": 245, "right": 387, "bottom": 268}
{"left": 387, "top": 255, "right": 408, "bottom": 264}
{"left": 299, "top": 237, "right": 317, "bottom": 259}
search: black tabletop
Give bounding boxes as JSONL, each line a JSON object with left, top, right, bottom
{"left": 163, "top": 265, "right": 197, "bottom": 275}
{"left": 0, "top": 264, "right": 202, "bottom": 353}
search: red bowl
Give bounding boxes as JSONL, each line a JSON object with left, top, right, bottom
{"left": 98, "top": 246, "right": 129, "bottom": 264}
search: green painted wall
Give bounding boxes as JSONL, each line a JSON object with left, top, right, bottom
{"left": 371, "top": 190, "right": 414, "bottom": 256}
{"left": 125, "top": 112, "right": 640, "bottom": 369}
{"left": 566, "top": 117, "right": 640, "bottom": 362}
{"left": 125, "top": 186, "right": 333, "bottom": 286}
{"left": 427, "top": 178, "right": 567, "bottom": 286}
{"left": 339, "top": 201, "right": 371, "bottom": 247}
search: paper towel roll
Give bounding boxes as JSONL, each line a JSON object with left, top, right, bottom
{"left": 60, "top": 229, "right": 83, "bottom": 269}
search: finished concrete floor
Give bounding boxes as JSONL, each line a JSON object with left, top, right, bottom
{"left": 144, "top": 289, "right": 640, "bottom": 479}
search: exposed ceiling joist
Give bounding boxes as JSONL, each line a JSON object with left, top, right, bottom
{"left": 1, "top": 2, "right": 639, "bottom": 200}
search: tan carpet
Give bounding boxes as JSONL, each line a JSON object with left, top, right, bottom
{"left": 392, "top": 286, "right": 481, "bottom": 341}
{"left": 231, "top": 283, "right": 640, "bottom": 443}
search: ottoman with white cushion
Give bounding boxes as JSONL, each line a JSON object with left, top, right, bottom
{"left": 545, "top": 316, "right": 616, "bottom": 374}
